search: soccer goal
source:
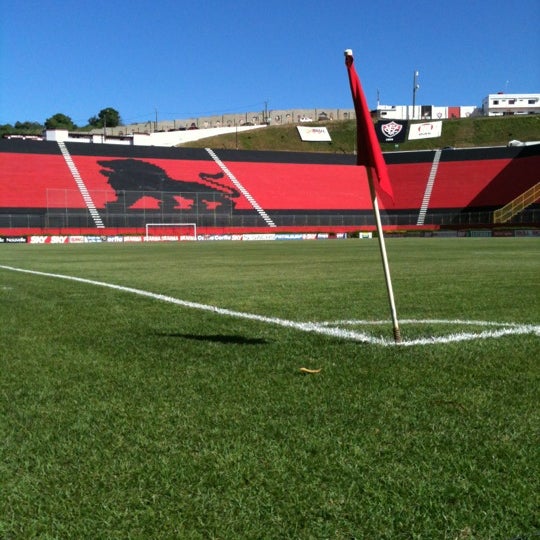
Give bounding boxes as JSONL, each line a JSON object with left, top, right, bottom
{"left": 144, "top": 223, "right": 197, "bottom": 242}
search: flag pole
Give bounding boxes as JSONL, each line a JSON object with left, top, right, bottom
{"left": 344, "top": 49, "right": 401, "bottom": 343}
{"left": 366, "top": 168, "right": 401, "bottom": 343}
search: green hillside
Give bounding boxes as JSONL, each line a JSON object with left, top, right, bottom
{"left": 179, "top": 114, "right": 540, "bottom": 153}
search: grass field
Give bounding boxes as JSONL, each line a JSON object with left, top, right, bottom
{"left": 1, "top": 239, "right": 539, "bottom": 539}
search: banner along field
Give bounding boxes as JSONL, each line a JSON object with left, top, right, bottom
{"left": 1, "top": 239, "right": 539, "bottom": 538}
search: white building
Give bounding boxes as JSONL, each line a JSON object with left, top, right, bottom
{"left": 482, "top": 93, "right": 540, "bottom": 116}
{"left": 44, "top": 125, "right": 267, "bottom": 147}
{"left": 376, "top": 104, "right": 479, "bottom": 120}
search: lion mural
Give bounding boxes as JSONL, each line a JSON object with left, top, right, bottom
{"left": 98, "top": 158, "right": 240, "bottom": 212}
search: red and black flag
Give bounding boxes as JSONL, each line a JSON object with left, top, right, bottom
{"left": 345, "top": 49, "right": 394, "bottom": 201}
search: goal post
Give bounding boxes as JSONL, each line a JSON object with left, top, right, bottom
{"left": 145, "top": 223, "right": 197, "bottom": 241}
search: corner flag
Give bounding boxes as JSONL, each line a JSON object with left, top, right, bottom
{"left": 345, "top": 48, "right": 401, "bottom": 343}
{"left": 344, "top": 49, "right": 394, "bottom": 201}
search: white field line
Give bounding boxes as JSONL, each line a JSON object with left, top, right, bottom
{"left": 321, "top": 318, "right": 537, "bottom": 328}
{"left": 1, "top": 264, "right": 538, "bottom": 347}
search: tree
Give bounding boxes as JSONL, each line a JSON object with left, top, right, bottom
{"left": 45, "top": 113, "right": 76, "bottom": 130}
{"left": 14, "top": 121, "right": 44, "bottom": 133}
{"left": 0, "top": 124, "right": 14, "bottom": 137}
{"left": 88, "top": 107, "right": 121, "bottom": 128}
{"left": 0, "top": 121, "right": 44, "bottom": 137}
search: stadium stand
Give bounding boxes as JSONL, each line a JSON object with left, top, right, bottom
{"left": 0, "top": 139, "right": 539, "bottom": 235}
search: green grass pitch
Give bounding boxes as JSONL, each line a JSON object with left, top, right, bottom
{"left": 1, "top": 238, "right": 539, "bottom": 538}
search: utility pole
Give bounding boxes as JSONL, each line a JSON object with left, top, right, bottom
{"left": 412, "top": 71, "right": 419, "bottom": 120}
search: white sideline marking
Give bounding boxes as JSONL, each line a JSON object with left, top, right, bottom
{"left": 1, "top": 264, "right": 538, "bottom": 347}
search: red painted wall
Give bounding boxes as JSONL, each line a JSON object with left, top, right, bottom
{"left": 1, "top": 142, "right": 538, "bottom": 229}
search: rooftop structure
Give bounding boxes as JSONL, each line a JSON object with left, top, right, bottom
{"left": 482, "top": 93, "right": 540, "bottom": 116}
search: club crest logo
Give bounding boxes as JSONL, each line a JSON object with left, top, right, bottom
{"left": 381, "top": 121, "right": 403, "bottom": 138}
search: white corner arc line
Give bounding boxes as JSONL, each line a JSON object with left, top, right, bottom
{"left": 1, "top": 264, "right": 538, "bottom": 347}
{"left": 205, "top": 148, "right": 276, "bottom": 227}
{"left": 321, "top": 318, "right": 532, "bottom": 328}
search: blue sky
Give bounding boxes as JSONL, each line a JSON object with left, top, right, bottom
{"left": 1, "top": 0, "right": 539, "bottom": 126}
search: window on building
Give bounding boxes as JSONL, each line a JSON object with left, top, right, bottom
{"left": 493, "top": 100, "right": 499, "bottom": 105}
{"left": 528, "top": 99, "right": 536, "bottom": 104}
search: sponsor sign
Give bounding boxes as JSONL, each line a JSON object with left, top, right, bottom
{"left": 29, "top": 236, "right": 50, "bottom": 243}
{"left": 50, "top": 236, "right": 69, "bottom": 244}
{"left": 432, "top": 230, "right": 458, "bottom": 237}
{"left": 143, "top": 236, "right": 163, "bottom": 242}
{"left": 275, "top": 234, "right": 303, "bottom": 240}
{"left": 202, "top": 235, "right": 233, "bottom": 241}
{"left": 297, "top": 126, "right": 332, "bottom": 142}
{"left": 375, "top": 120, "right": 408, "bottom": 143}
{"left": 1, "top": 236, "right": 28, "bottom": 243}
{"left": 515, "top": 229, "right": 540, "bottom": 237}
{"left": 408, "top": 121, "right": 442, "bottom": 140}
{"left": 492, "top": 229, "right": 514, "bottom": 237}
{"left": 243, "top": 234, "right": 276, "bottom": 241}
{"left": 68, "top": 236, "right": 86, "bottom": 244}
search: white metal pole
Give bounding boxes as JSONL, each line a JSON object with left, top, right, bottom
{"left": 366, "top": 168, "right": 401, "bottom": 343}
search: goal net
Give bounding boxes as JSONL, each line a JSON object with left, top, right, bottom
{"left": 144, "top": 223, "right": 197, "bottom": 242}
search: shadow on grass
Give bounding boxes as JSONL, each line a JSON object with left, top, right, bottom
{"left": 156, "top": 332, "right": 269, "bottom": 345}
